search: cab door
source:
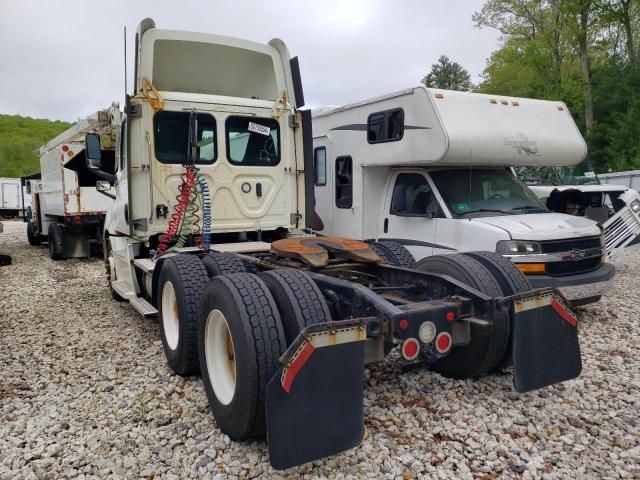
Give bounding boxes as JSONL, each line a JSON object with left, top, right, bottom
{"left": 379, "top": 171, "right": 438, "bottom": 261}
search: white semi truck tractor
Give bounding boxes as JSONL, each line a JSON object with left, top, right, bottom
{"left": 84, "top": 19, "right": 586, "bottom": 469}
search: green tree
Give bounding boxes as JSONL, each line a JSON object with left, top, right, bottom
{"left": 474, "top": 0, "right": 640, "bottom": 172}
{"left": 421, "top": 55, "right": 474, "bottom": 91}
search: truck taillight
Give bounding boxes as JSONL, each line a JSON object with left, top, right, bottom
{"left": 401, "top": 338, "right": 420, "bottom": 360}
{"left": 435, "top": 332, "right": 452, "bottom": 353}
{"left": 72, "top": 216, "right": 82, "bottom": 225}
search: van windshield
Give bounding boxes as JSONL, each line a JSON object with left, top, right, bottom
{"left": 429, "top": 168, "right": 547, "bottom": 217}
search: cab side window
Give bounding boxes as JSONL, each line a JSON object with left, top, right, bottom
{"left": 391, "top": 173, "right": 440, "bottom": 217}
{"left": 314, "top": 147, "right": 327, "bottom": 186}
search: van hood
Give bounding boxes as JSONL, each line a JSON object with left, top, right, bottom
{"left": 473, "top": 213, "right": 601, "bottom": 241}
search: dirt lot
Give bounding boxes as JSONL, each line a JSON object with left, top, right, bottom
{"left": 1, "top": 220, "right": 639, "bottom": 479}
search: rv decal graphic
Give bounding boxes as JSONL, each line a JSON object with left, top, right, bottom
{"left": 330, "top": 124, "right": 430, "bottom": 131}
{"left": 504, "top": 134, "right": 539, "bottom": 156}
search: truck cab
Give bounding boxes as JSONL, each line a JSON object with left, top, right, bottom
{"left": 312, "top": 87, "right": 615, "bottom": 306}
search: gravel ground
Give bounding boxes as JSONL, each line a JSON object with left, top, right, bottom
{"left": 1, "top": 220, "right": 639, "bottom": 479}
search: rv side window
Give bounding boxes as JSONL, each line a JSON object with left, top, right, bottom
{"left": 226, "top": 116, "right": 280, "bottom": 166}
{"left": 314, "top": 147, "right": 326, "bottom": 186}
{"left": 391, "top": 173, "right": 438, "bottom": 217}
{"left": 154, "top": 112, "right": 217, "bottom": 164}
{"left": 368, "top": 108, "right": 404, "bottom": 143}
{"left": 335, "top": 156, "right": 353, "bottom": 209}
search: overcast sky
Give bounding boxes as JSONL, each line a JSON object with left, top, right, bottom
{"left": 0, "top": 0, "right": 500, "bottom": 122}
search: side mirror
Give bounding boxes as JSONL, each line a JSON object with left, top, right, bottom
{"left": 96, "top": 180, "right": 111, "bottom": 192}
{"left": 85, "top": 133, "right": 102, "bottom": 170}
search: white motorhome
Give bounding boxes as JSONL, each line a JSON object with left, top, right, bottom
{"left": 515, "top": 160, "right": 640, "bottom": 254}
{"left": 312, "top": 87, "right": 615, "bottom": 306}
{"left": 26, "top": 106, "right": 118, "bottom": 259}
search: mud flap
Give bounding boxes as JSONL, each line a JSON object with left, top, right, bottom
{"left": 512, "top": 292, "right": 582, "bottom": 392}
{"left": 266, "top": 322, "right": 367, "bottom": 470}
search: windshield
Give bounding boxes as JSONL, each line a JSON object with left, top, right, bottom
{"left": 429, "top": 168, "right": 547, "bottom": 217}
{"left": 515, "top": 158, "right": 600, "bottom": 186}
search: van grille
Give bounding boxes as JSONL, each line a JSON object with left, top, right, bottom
{"left": 540, "top": 236, "right": 602, "bottom": 254}
{"left": 547, "top": 257, "right": 602, "bottom": 276}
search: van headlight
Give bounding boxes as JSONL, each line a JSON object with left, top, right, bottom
{"left": 496, "top": 240, "right": 542, "bottom": 255}
{"left": 630, "top": 199, "right": 640, "bottom": 213}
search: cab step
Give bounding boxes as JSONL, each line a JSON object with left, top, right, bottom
{"left": 129, "top": 296, "right": 158, "bottom": 317}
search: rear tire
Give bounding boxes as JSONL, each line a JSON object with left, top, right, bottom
{"left": 462, "top": 251, "right": 532, "bottom": 372}
{"left": 27, "top": 221, "right": 41, "bottom": 246}
{"left": 259, "top": 268, "right": 332, "bottom": 344}
{"left": 158, "top": 254, "right": 209, "bottom": 376}
{"left": 198, "top": 273, "right": 286, "bottom": 440}
{"left": 202, "top": 252, "right": 247, "bottom": 278}
{"left": 47, "top": 223, "right": 64, "bottom": 260}
{"left": 415, "top": 253, "right": 510, "bottom": 379}
{"left": 369, "top": 241, "right": 416, "bottom": 268}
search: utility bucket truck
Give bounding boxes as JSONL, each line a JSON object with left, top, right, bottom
{"left": 26, "top": 105, "right": 118, "bottom": 259}
{"left": 87, "top": 19, "right": 583, "bottom": 469}
{"left": 312, "top": 87, "right": 615, "bottom": 306}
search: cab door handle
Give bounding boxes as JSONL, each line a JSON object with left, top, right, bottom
{"left": 383, "top": 218, "right": 388, "bottom": 233}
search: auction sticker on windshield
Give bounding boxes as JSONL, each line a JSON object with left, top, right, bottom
{"left": 248, "top": 122, "right": 271, "bottom": 136}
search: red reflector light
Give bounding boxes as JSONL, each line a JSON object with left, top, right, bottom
{"left": 401, "top": 338, "right": 420, "bottom": 360}
{"left": 435, "top": 332, "right": 452, "bottom": 353}
{"left": 399, "top": 319, "right": 409, "bottom": 330}
{"left": 61, "top": 145, "right": 69, "bottom": 152}
{"left": 446, "top": 311, "right": 455, "bottom": 322}
{"left": 72, "top": 216, "right": 82, "bottom": 225}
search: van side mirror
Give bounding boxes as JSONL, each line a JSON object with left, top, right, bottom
{"left": 85, "top": 133, "right": 102, "bottom": 170}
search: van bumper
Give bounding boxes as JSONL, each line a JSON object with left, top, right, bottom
{"left": 527, "top": 262, "right": 616, "bottom": 306}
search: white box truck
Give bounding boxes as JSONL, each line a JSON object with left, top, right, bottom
{"left": 312, "top": 87, "right": 615, "bottom": 306}
{"left": 515, "top": 161, "right": 640, "bottom": 254}
{"left": 79, "top": 19, "right": 585, "bottom": 469}
{"left": 0, "top": 177, "right": 29, "bottom": 218}
{"left": 26, "top": 106, "right": 118, "bottom": 259}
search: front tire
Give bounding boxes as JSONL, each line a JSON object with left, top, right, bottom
{"left": 27, "top": 221, "right": 41, "bottom": 246}
{"left": 198, "top": 273, "right": 286, "bottom": 440}
{"left": 369, "top": 240, "right": 416, "bottom": 268}
{"left": 47, "top": 223, "right": 64, "bottom": 260}
{"left": 157, "top": 254, "right": 209, "bottom": 376}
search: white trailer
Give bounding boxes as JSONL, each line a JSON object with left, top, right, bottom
{"left": 599, "top": 169, "right": 640, "bottom": 190}
{"left": 312, "top": 86, "right": 615, "bottom": 306}
{"left": 0, "top": 177, "right": 29, "bottom": 218}
{"left": 26, "top": 106, "right": 118, "bottom": 259}
{"left": 516, "top": 161, "right": 640, "bottom": 254}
